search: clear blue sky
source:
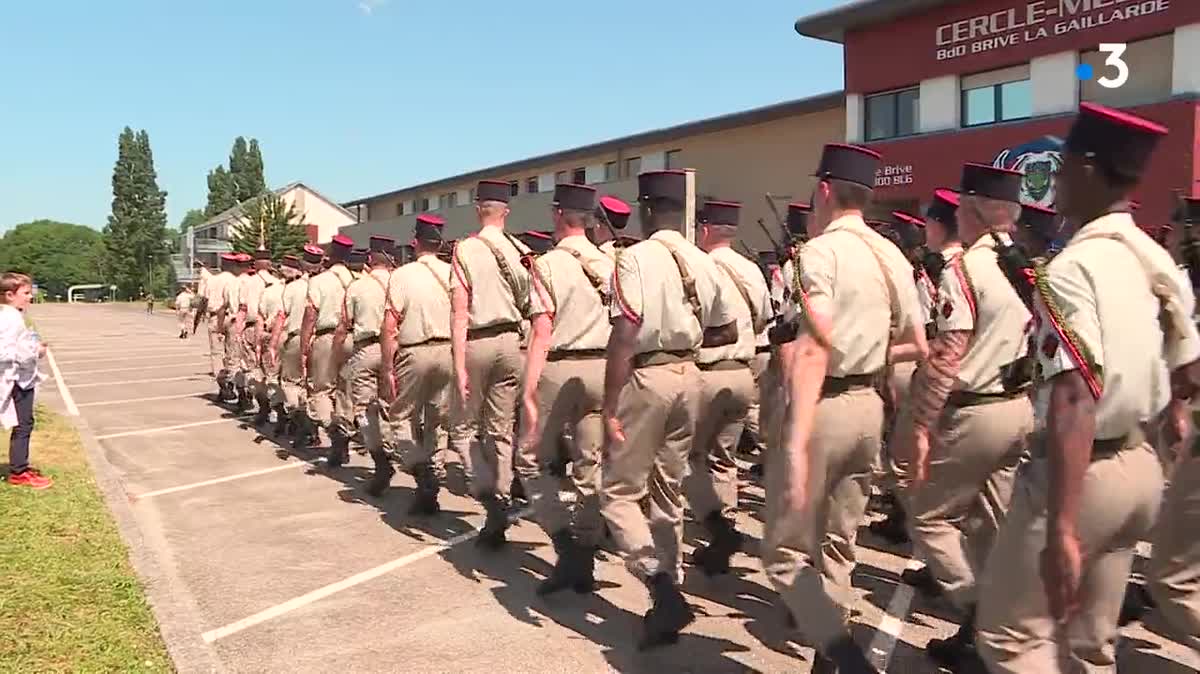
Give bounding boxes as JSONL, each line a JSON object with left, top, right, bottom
{"left": 0, "top": 0, "right": 850, "bottom": 231}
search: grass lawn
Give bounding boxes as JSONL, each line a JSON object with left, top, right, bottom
{"left": 0, "top": 406, "right": 171, "bottom": 673}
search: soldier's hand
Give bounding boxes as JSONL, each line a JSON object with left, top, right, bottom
{"left": 1042, "top": 528, "right": 1083, "bottom": 623}
{"left": 908, "top": 427, "right": 932, "bottom": 487}
{"left": 603, "top": 414, "right": 625, "bottom": 445}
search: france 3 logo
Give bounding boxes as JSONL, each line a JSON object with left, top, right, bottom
{"left": 1076, "top": 43, "right": 1129, "bottom": 89}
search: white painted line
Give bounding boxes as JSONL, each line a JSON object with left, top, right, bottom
{"left": 77, "top": 391, "right": 213, "bottom": 408}
{"left": 202, "top": 507, "right": 533, "bottom": 643}
{"left": 50, "top": 347, "right": 202, "bottom": 356}
{"left": 136, "top": 461, "right": 314, "bottom": 499}
{"left": 56, "top": 354, "right": 207, "bottom": 365}
{"left": 868, "top": 558, "right": 922, "bottom": 672}
{"left": 61, "top": 363, "right": 206, "bottom": 376}
{"left": 95, "top": 415, "right": 253, "bottom": 440}
{"left": 44, "top": 349, "right": 79, "bottom": 416}
{"left": 70, "top": 375, "right": 207, "bottom": 389}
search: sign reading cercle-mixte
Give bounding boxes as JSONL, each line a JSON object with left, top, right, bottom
{"left": 935, "top": 0, "right": 1171, "bottom": 62}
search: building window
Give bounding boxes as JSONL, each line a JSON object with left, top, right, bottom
{"left": 624, "top": 156, "right": 641, "bottom": 178}
{"left": 665, "top": 149, "right": 683, "bottom": 170}
{"left": 554, "top": 170, "right": 568, "bottom": 185}
{"left": 961, "top": 65, "right": 1032, "bottom": 127}
{"left": 526, "top": 177, "right": 539, "bottom": 194}
{"left": 572, "top": 168, "right": 586, "bottom": 185}
{"left": 1080, "top": 34, "right": 1173, "bottom": 107}
{"left": 395, "top": 203, "right": 404, "bottom": 217}
{"left": 438, "top": 193, "right": 454, "bottom": 210}
{"left": 417, "top": 197, "right": 429, "bottom": 212}
{"left": 604, "top": 161, "right": 618, "bottom": 182}
{"left": 449, "top": 192, "right": 458, "bottom": 208}
{"left": 468, "top": 188, "right": 475, "bottom": 203}
{"left": 864, "top": 87, "right": 920, "bottom": 141}
{"left": 508, "top": 180, "right": 519, "bottom": 197}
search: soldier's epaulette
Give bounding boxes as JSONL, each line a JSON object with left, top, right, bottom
{"left": 790, "top": 247, "right": 831, "bottom": 350}
{"left": 1033, "top": 260, "right": 1103, "bottom": 399}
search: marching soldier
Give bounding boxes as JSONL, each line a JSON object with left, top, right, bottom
{"left": 766, "top": 143, "right": 926, "bottom": 673}
{"left": 743, "top": 249, "right": 783, "bottom": 469}
{"left": 450, "top": 180, "right": 533, "bottom": 549}
{"left": 373, "top": 215, "right": 454, "bottom": 509}
{"left": 218, "top": 253, "right": 253, "bottom": 408}
{"left": 331, "top": 237, "right": 393, "bottom": 462}
{"left": 683, "top": 200, "right": 773, "bottom": 576}
{"left": 975, "top": 103, "right": 1196, "bottom": 673}
{"left": 602, "top": 169, "right": 737, "bottom": 648}
{"left": 174, "top": 284, "right": 194, "bottom": 339}
{"left": 301, "top": 235, "right": 355, "bottom": 464}
{"left": 514, "top": 183, "right": 613, "bottom": 595}
{"left": 260, "top": 255, "right": 297, "bottom": 435}
{"left": 271, "top": 244, "right": 324, "bottom": 447}
{"left": 892, "top": 163, "right": 1035, "bottom": 668}
{"left": 206, "top": 253, "right": 237, "bottom": 396}
{"left": 238, "top": 250, "right": 281, "bottom": 424}
{"left": 590, "top": 195, "right": 632, "bottom": 260}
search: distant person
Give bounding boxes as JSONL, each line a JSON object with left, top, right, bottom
{"left": 145, "top": 292, "right": 155, "bottom": 315}
{"left": 175, "top": 285, "right": 194, "bottom": 339}
{"left": 0, "top": 272, "right": 52, "bottom": 490}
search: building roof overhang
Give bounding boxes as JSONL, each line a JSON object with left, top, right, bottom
{"left": 794, "top": 0, "right": 970, "bottom": 43}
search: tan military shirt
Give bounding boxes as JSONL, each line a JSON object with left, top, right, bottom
{"left": 792, "top": 214, "right": 922, "bottom": 377}
{"left": 281, "top": 276, "right": 309, "bottom": 337}
{"left": 223, "top": 272, "right": 250, "bottom": 319}
{"left": 259, "top": 278, "right": 285, "bottom": 326}
{"left": 935, "top": 233, "right": 1031, "bottom": 394}
{"left": 206, "top": 271, "right": 234, "bottom": 313}
{"left": 528, "top": 235, "right": 614, "bottom": 352}
{"left": 450, "top": 226, "right": 532, "bottom": 330}
{"left": 702, "top": 246, "right": 773, "bottom": 363}
{"left": 609, "top": 229, "right": 736, "bottom": 356}
{"left": 240, "top": 270, "right": 276, "bottom": 324}
{"left": 599, "top": 240, "right": 617, "bottom": 261}
{"left": 917, "top": 243, "right": 964, "bottom": 325}
{"left": 306, "top": 264, "right": 355, "bottom": 331}
{"left": 175, "top": 290, "right": 193, "bottom": 311}
{"left": 389, "top": 254, "right": 452, "bottom": 346}
{"left": 1033, "top": 212, "right": 1200, "bottom": 439}
{"left": 345, "top": 268, "right": 388, "bottom": 343}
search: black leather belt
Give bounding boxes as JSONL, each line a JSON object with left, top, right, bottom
{"left": 1092, "top": 427, "right": 1146, "bottom": 460}
{"left": 547, "top": 349, "right": 605, "bottom": 362}
{"left": 947, "top": 388, "right": 1028, "bottom": 409}
{"left": 354, "top": 335, "right": 379, "bottom": 347}
{"left": 315, "top": 327, "right": 337, "bottom": 336}
{"left": 821, "top": 373, "right": 876, "bottom": 398}
{"left": 402, "top": 337, "right": 450, "bottom": 348}
{"left": 755, "top": 346, "right": 772, "bottom": 354}
{"left": 633, "top": 350, "right": 694, "bottom": 368}
{"left": 468, "top": 322, "right": 519, "bottom": 340}
{"left": 698, "top": 359, "right": 749, "bottom": 372}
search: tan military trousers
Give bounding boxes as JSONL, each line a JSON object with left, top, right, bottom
{"left": 743, "top": 352, "right": 770, "bottom": 451}
{"left": 907, "top": 396, "right": 1033, "bottom": 610}
{"left": 876, "top": 361, "right": 919, "bottom": 493}
{"left": 279, "top": 333, "right": 307, "bottom": 413}
{"left": 378, "top": 341, "right": 452, "bottom": 470}
{"left": 752, "top": 351, "right": 783, "bottom": 450}
{"left": 177, "top": 309, "right": 192, "bottom": 335}
{"left": 208, "top": 313, "right": 226, "bottom": 381}
{"left": 683, "top": 363, "right": 756, "bottom": 522}
{"left": 601, "top": 360, "right": 701, "bottom": 583}
{"left": 223, "top": 322, "right": 243, "bottom": 387}
{"left": 306, "top": 332, "right": 350, "bottom": 428}
{"left": 334, "top": 340, "right": 382, "bottom": 437}
{"left": 238, "top": 322, "right": 262, "bottom": 397}
{"left": 516, "top": 357, "right": 605, "bottom": 546}
{"left": 763, "top": 386, "right": 883, "bottom": 649}
{"left": 1148, "top": 450, "right": 1200, "bottom": 652}
{"left": 977, "top": 441, "right": 1163, "bottom": 674}
{"left": 260, "top": 332, "right": 283, "bottom": 407}
{"left": 456, "top": 331, "right": 522, "bottom": 500}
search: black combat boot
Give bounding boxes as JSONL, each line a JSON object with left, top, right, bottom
{"left": 691, "top": 512, "right": 743, "bottom": 576}
{"left": 325, "top": 428, "right": 350, "bottom": 468}
{"left": 272, "top": 405, "right": 289, "bottom": 437}
{"left": 868, "top": 505, "right": 910, "bottom": 545}
{"left": 537, "top": 530, "right": 595, "bottom": 596}
{"left": 926, "top": 607, "right": 980, "bottom": 669}
{"left": 900, "top": 566, "right": 942, "bottom": 598}
{"left": 476, "top": 493, "right": 509, "bottom": 550}
{"left": 510, "top": 475, "right": 527, "bottom": 504}
{"left": 234, "top": 387, "right": 250, "bottom": 414}
{"left": 408, "top": 463, "right": 441, "bottom": 516}
{"left": 638, "top": 572, "right": 695, "bottom": 650}
{"left": 291, "top": 414, "right": 312, "bottom": 451}
{"left": 812, "top": 635, "right": 878, "bottom": 674}
{"left": 1119, "top": 582, "right": 1156, "bottom": 626}
{"left": 365, "top": 451, "right": 394, "bottom": 497}
{"left": 253, "top": 398, "right": 271, "bottom": 426}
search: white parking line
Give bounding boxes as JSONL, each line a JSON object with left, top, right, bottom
{"left": 202, "top": 507, "right": 533, "bottom": 643}
{"left": 95, "top": 416, "right": 252, "bottom": 440}
{"left": 45, "top": 348, "right": 79, "bottom": 416}
{"left": 135, "top": 461, "right": 315, "bottom": 499}
{"left": 55, "top": 354, "right": 207, "bottom": 365}
{"left": 61, "top": 363, "right": 206, "bottom": 376}
{"left": 71, "top": 375, "right": 207, "bottom": 389}
{"left": 77, "top": 391, "right": 213, "bottom": 408}
{"left": 868, "top": 558, "right": 922, "bottom": 671}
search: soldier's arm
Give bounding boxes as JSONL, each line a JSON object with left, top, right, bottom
{"left": 521, "top": 263, "right": 554, "bottom": 404}
{"left": 379, "top": 305, "right": 399, "bottom": 403}
{"left": 300, "top": 306, "right": 316, "bottom": 362}
{"left": 268, "top": 311, "right": 286, "bottom": 361}
{"left": 331, "top": 294, "right": 351, "bottom": 371}
{"left": 603, "top": 317, "right": 638, "bottom": 420}
{"left": 450, "top": 247, "right": 471, "bottom": 391}
{"left": 907, "top": 330, "right": 970, "bottom": 432}
{"left": 1045, "top": 369, "right": 1096, "bottom": 541}
{"left": 700, "top": 262, "right": 738, "bottom": 348}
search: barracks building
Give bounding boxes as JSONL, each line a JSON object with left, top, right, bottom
{"left": 795, "top": 0, "right": 1200, "bottom": 225}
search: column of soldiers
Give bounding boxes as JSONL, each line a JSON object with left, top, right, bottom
{"left": 192, "top": 100, "right": 1200, "bottom": 673}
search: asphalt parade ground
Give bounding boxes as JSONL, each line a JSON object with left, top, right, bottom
{"left": 30, "top": 302, "right": 1200, "bottom": 673}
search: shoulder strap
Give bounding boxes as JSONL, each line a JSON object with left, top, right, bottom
{"left": 713, "top": 258, "right": 760, "bottom": 331}
{"left": 649, "top": 238, "right": 702, "bottom": 319}
{"left": 418, "top": 259, "right": 452, "bottom": 299}
{"left": 842, "top": 229, "right": 902, "bottom": 327}
{"left": 949, "top": 253, "right": 979, "bottom": 322}
{"left": 561, "top": 247, "right": 611, "bottom": 305}
{"left": 476, "top": 235, "right": 530, "bottom": 316}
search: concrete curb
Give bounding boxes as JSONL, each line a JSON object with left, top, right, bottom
{"left": 69, "top": 389, "right": 227, "bottom": 673}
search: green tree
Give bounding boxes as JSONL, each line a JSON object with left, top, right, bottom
{"left": 179, "top": 208, "right": 206, "bottom": 235}
{"left": 229, "top": 192, "right": 308, "bottom": 260}
{"left": 0, "top": 220, "right": 105, "bottom": 300}
{"left": 103, "top": 127, "right": 171, "bottom": 299}
{"left": 204, "top": 165, "right": 236, "bottom": 217}
{"left": 228, "top": 136, "right": 267, "bottom": 203}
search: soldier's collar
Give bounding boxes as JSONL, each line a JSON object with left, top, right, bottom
{"left": 823, "top": 213, "right": 867, "bottom": 235}
{"left": 649, "top": 229, "right": 686, "bottom": 243}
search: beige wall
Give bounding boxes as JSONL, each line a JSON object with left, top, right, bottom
{"left": 281, "top": 186, "right": 356, "bottom": 243}
{"left": 351, "top": 104, "right": 846, "bottom": 251}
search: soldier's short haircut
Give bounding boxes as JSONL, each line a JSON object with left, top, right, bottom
{"left": 963, "top": 195, "right": 1021, "bottom": 230}
{"left": 828, "top": 179, "right": 873, "bottom": 211}
{"left": 477, "top": 200, "right": 508, "bottom": 218}
{"left": 0, "top": 272, "right": 32, "bottom": 301}
{"left": 704, "top": 223, "right": 737, "bottom": 239}
{"left": 559, "top": 208, "right": 595, "bottom": 228}
{"left": 639, "top": 200, "right": 684, "bottom": 230}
